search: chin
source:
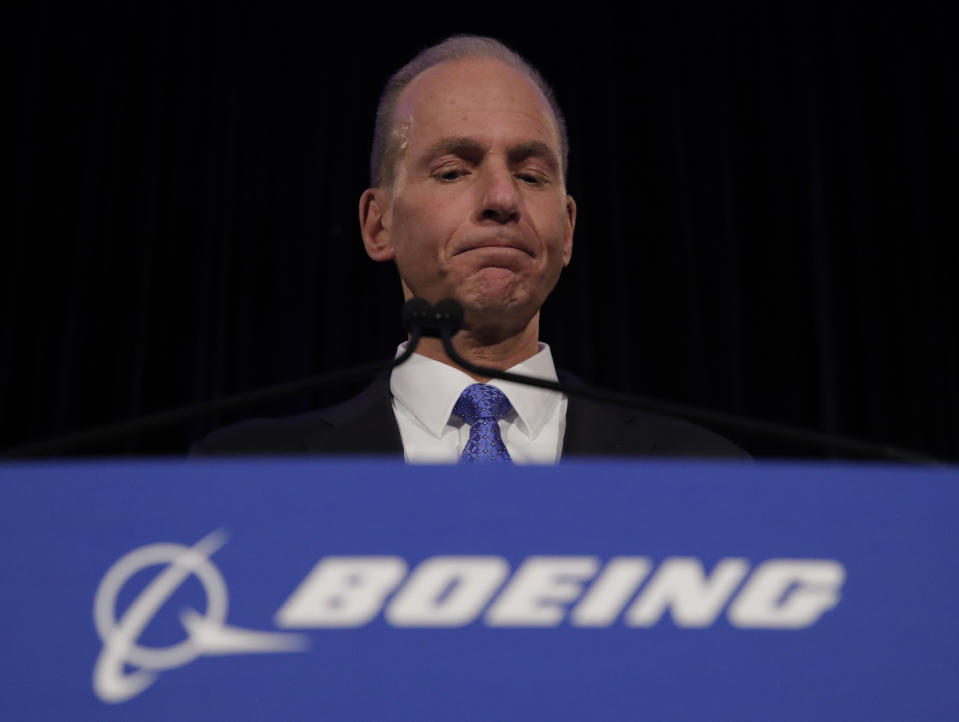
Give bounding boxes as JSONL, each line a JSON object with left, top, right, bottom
{"left": 459, "top": 292, "right": 541, "bottom": 342}
{"left": 458, "top": 272, "right": 521, "bottom": 311}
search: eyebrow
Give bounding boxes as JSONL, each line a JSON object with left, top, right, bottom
{"left": 422, "top": 137, "right": 486, "bottom": 165}
{"left": 421, "top": 136, "right": 561, "bottom": 175}
{"left": 507, "top": 141, "right": 561, "bottom": 175}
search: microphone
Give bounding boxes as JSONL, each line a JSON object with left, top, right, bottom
{"left": 402, "top": 297, "right": 463, "bottom": 338}
{"left": 431, "top": 298, "right": 939, "bottom": 465}
{"left": 401, "top": 297, "right": 433, "bottom": 336}
{"left": 431, "top": 298, "right": 465, "bottom": 337}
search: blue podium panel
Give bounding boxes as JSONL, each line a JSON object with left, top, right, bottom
{"left": 0, "top": 459, "right": 957, "bottom": 721}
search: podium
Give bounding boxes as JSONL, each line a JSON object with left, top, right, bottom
{"left": 2, "top": 459, "right": 957, "bottom": 720}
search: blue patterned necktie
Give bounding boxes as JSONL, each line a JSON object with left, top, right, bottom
{"left": 453, "top": 384, "right": 514, "bottom": 464}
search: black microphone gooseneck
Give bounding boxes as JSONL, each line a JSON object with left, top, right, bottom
{"left": 432, "top": 298, "right": 940, "bottom": 465}
{"left": 1, "top": 300, "right": 434, "bottom": 458}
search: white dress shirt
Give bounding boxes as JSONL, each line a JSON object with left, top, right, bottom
{"left": 389, "top": 343, "right": 567, "bottom": 464}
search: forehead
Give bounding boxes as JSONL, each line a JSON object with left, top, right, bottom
{"left": 393, "top": 57, "right": 561, "bottom": 154}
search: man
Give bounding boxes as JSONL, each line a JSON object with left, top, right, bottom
{"left": 194, "top": 36, "right": 745, "bottom": 462}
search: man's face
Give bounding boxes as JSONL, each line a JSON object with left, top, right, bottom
{"left": 361, "top": 57, "right": 575, "bottom": 335}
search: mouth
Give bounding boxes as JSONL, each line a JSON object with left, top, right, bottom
{"left": 454, "top": 237, "right": 535, "bottom": 257}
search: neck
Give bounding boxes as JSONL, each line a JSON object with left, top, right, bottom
{"left": 412, "top": 314, "right": 540, "bottom": 382}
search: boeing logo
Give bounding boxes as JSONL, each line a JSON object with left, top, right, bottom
{"left": 93, "top": 531, "right": 308, "bottom": 704}
{"left": 94, "top": 532, "right": 846, "bottom": 703}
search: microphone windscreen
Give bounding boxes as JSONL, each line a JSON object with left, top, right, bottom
{"left": 433, "top": 298, "right": 464, "bottom": 335}
{"left": 401, "top": 298, "right": 432, "bottom": 334}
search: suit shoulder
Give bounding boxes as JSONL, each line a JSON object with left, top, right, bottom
{"left": 558, "top": 370, "right": 749, "bottom": 459}
{"left": 190, "top": 377, "right": 393, "bottom": 456}
{"left": 189, "top": 411, "right": 331, "bottom": 455}
{"left": 626, "top": 408, "right": 751, "bottom": 459}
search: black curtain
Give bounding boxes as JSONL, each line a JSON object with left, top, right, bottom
{"left": 9, "top": 1, "right": 958, "bottom": 459}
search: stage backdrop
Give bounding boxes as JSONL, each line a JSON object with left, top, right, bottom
{"left": 9, "top": 1, "right": 957, "bottom": 459}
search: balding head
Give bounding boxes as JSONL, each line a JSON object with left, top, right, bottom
{"left": 370, "top": 35, "right": 568, "bottom": 188}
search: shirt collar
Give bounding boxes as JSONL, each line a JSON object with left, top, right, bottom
{"left": 390, "top": 342, "right": 562, "bottom": 441}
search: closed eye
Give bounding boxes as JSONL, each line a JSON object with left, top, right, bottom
{"left": 516, "top": 173, "right": 547, "bottom": 186}
{"left": 436, "top": 168, "right": 469, "bottom": 182}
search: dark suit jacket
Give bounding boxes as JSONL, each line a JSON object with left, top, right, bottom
{"left": 191, "top": 372, "right": 748, "bottom": 459}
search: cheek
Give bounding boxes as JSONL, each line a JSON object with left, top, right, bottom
{"left": 534, "top": 204, "right": 572, "bottom": 254}
{"left": 404, "top": 211, "right": 471, "bottom": 265}
{"left": 390, "top": 208, "right": 429, "bottom": 260}
{"left": 394, "top": 194, "right": 449, "bottom": 243}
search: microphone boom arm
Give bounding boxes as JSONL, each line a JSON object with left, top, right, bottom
{"left": 437, "top": 326, "right": 940, "bottom": 466}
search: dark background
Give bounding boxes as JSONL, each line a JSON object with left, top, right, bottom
{"left": 9, "top": 1, "right": 957, "bottom": 459}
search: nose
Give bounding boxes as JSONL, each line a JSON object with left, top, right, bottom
{"left": 478, "top": 164, "right": 521, "bottom": 224}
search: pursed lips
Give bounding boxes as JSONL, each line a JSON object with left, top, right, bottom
{"left": 453, "top": 237, "right": 536, "bottom": 257}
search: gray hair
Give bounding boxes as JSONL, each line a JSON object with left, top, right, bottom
{"left": 370, "top": 35, "right": 569, "bottom": 187}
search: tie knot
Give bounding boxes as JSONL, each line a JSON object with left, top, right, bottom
{"left": 453, "top": 384, "right": 512, "bottom": 426}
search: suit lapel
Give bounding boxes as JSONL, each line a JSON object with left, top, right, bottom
{"left": 302, "top": 375, "right": 404, "bottom": 455}
{"left": 299, "top": 368, "right": 658, "bottom": 458}
{"left": 560, "top": 370, "right": 655, "bottom": 456}
{"left": 564, "top": 396, "right": 637, "bottom": 456}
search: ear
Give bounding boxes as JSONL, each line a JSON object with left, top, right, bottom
{"left": 359, "top": 188, "right": 394, "bottom": 261}
{"left": 562, "top": 194, "right": 576, "bottom": 266}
